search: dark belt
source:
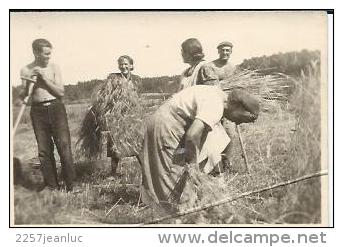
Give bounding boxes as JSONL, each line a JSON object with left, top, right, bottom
{"left": 32, "top": 99, "right": 59, "bottom": 107}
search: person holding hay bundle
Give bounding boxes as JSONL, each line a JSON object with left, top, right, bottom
{"left": 78, "top": 55, "right": 142, "bottom": 174}
{"left": 107, "top": 55, "right": 142, "bottom": 94}
{"left": 139, "top": 85, "right": 260, "bottom": 211}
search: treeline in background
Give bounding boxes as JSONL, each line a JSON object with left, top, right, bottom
{"left": 12, "top": 49, "right": 320, "bottom": 106}
{"left": 239, "top": 49, "right": 320, "bottom": 76}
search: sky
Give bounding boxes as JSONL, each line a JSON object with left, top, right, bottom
{"left": 10, "top": 11, "right": 327, "bottom": 85}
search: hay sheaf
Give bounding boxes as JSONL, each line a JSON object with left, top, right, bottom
{"left": 220, "top": 69, "right": 294, "bottom": 110}
{"left": 77, "top": 76, "right": 154, "bottom": 159}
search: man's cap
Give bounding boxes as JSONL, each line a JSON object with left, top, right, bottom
{"left": 217, "top": 41, "right": 233, "bottom": 49}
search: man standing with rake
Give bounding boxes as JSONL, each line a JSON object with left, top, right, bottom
{"left": 20, "top": 38, "right": 76, "bottom": 192}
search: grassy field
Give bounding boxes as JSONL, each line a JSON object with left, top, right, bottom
{"left": 12, "top": 71, "right": 324, "bottom": 225}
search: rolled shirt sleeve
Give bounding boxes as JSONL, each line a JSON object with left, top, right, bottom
{"left": 197, "top": 64, "right": 219, "bottom": 85}
{"left": 195, "top": 89, "right": 224, "bottom": 130}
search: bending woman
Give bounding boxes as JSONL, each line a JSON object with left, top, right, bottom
{"left": 139, "top": 85, "right": 259, "bottom": 210}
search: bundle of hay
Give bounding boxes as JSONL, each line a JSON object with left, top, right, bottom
{"left": 77, "top": 76, "right": 151, "bottom": 159}
{"left": 220, "top": 69, "right": 294, "bottom": 106}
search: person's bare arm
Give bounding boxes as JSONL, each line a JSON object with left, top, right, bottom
{"left": 33, "top": 65, "right": 65, "bottom": 98}
{"left": 19, "top": 68, "right": 36, "bottom": 101}
{"left": 184, "top": 118, "right": 208, "bottom": 164}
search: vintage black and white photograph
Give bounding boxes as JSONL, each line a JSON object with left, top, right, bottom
{"left": 10, "top": 10, "right": 329, "bottom": 226}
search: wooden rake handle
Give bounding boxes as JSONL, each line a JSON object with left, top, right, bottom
{"left": 13, "top": 81, "right": 35, "bottom": 136}
{"left": 236, "top": 124, "right": 250, "bottom": 173}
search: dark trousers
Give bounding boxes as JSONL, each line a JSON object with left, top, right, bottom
{"left": 30, "top": 100, "right": 75, "bottom": 190}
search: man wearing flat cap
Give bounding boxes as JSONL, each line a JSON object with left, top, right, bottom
{"left": 197, "top": 41, "right": 238, "bottom": 175}
{"left": 197, "top": 41, "right": 236, "bottom": 84}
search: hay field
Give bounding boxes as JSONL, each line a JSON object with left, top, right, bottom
{"left": 12, "top": 70, "right": 323, "bottom": 225}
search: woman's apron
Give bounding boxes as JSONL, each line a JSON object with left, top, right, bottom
{"left": 179, "top": 61, "right": 230, "bottom": 173}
